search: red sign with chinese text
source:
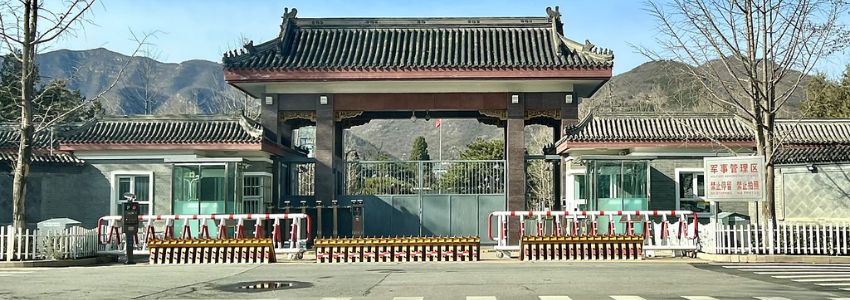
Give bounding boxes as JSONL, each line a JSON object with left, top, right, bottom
{"left": 704, "top": 156, "right": 764, "bottom": 201}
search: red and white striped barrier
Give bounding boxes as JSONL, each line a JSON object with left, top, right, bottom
{"left": 486, "top": 210, "right": 699, "bottom": 257}
{"left": 97, "top": 213, "right": 311, "bottom": 258}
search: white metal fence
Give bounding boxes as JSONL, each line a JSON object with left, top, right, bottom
{"left": 0, "top": 225, "right": 99, "bottom": 261}
{"left": 710, "top": 223, "right": 850, "bottom": 256}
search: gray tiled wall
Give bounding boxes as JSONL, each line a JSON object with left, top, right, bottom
{"left": 776, "top": 164, "right": 850, "bottom": 223}
{"left": 0, "top": 160, "right": 172, "bottom": 228}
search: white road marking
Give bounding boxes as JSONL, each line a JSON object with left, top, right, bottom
{"left": 610, "top": 296, "right": 647, "bottom": 300}
{"left": 724, "top": 265, "right": 850, "bottom": 270}
{"left": 539, "top": 297, "right": 574, "bottom": 300}
{"left": 842, "top": 288, "right": 850, "bottom": 291}
{"left": 772, "top": 274, "right": 850, "bottom": 279}
{"left": 756, "top": 271, "right": 850, "bottom": 275}
{"left": 742, "top": 269, "right": 850, "bottom": 272}
{"left": 319, "top": 298, "right": 351, "bottom": 300}
{"left": 466, "top": 297, "right": 497, "bottom": 300}
{"left": 393, "top": 298, "right": 424, "bottom": 300}
{"left": 753, "top": 297, "right": 793, "bottom": 300}
{"left": 817, "top": 282, "right": 850, "bottom": 286}
{"left": 681, "top": 297, "right": 719, "bottom": 300}
{"left": 793, "top": 277, "right": 850, "bottom": 282}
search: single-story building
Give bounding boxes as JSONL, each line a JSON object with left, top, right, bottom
{"left": 0, "top": 114, "right": 305, "bottom": 228}
{"left": 556, "top": 113, "right": 850, "bottom": 224}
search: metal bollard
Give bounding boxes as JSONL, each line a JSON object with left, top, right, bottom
{"left": 316, "top": 200, "right": 323, "bottom": 238}
{"left": 331, "top": 200, "right": 339, "bottom": 237}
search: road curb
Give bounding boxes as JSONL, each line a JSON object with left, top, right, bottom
{"left": 697, "top": 253, "right": 850, "bottom": 264}
{"left": 0, "top": 255, "right": 115, "bottom": 268}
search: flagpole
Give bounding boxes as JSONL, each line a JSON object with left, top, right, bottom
{"left": 439, "top": 119, "right": 442, "bottom": 161}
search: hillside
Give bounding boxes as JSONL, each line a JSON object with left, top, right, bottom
{"left": 28, "top": 49, "right": 811, "bottom": 159}
{"left": 583, "top": 59, "right": 809, "bottom": 118}
{"left": 36, "top": 48, "right": 242, "bottom": 115}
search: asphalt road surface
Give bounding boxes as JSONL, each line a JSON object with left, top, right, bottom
{"left": 1, "top": 261, "right": 849, "bottom": 299}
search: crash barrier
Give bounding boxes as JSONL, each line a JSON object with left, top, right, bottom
{"left": 487, "top": 210, "right": 698, "bottom": 260}
{"left": 97, "top": 213, "right": 311, "bottom": 259}
{"left": 520, "top": 235, "right": 644, "bottom": 261}
{"left": 148, "top": 238, "right": 275, "bottom": 264}
{"left": 315, "top": 236, "right": 480, "bottom": 263}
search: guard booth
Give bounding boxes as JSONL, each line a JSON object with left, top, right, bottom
{"left": 223, "top": 6, "right": 613, "bottom": 241}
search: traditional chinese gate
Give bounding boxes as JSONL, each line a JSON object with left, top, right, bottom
{"left": 223, "top": 7, "right": 615, "bottom": 244}
{"left": 342, "top": 160, "right": 506, "bottom": 238}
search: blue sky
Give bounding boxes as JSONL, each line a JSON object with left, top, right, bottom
{"left": 50, "top": 0, "right": 850, "bottom": 77}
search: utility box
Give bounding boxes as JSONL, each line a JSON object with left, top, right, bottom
{"left": 716, "top": 212, "right": 750, "bottom": 226}
{"left": 37, "top": 218, "right": 82, "bottom": 233}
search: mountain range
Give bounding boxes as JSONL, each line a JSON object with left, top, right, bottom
{"left": 33, "top": 48, "right": 811, "bottom": 159}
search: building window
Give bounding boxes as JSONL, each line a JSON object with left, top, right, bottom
{"left": 241, "top": 173, "right": 271, "bottom": 214}
{"left": 114, "top": 173, "right": 153, "bottom": 215}
{"left": 677, "top": 169, "right": 710, "bottom": 213}
{"left": 172, "top": 164, "right": 235, "bottom": 215}
{"left": 588, "top": 160, "right": 649, "bottom": 211}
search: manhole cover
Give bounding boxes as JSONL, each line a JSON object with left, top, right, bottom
{"left": 218, "top": 281, "right": 312, "bottom": 292}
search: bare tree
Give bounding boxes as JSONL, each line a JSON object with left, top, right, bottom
{"left": 0, "top": 0, "right": 150, "bottom": 242}
{"left": 206, "top": 73, "right": 260, "bottom": 119}
{"left": 525, "top": 126, "right": 555, "bottom": 210}
{"left": 644, "top": 0, "right": 849, "bottom": 224}
{"left": 124, "top": 31, "right": 164, "bottom": 115}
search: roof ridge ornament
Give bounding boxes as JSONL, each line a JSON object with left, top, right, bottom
{"left": 282, "top": 7, "right": 298, "bottom": 22}
{"left": 278, "top": 7, "right": 299, "bottom": 55}
{"left": 243, "top": 40, "right": 255, "bottom": 54}
{"left": 545, "top": 6, "right": 563, "bottom": 35}
{"left": 280, "top": 7, "right": 298, "bottom": 33}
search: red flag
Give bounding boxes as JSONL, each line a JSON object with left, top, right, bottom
{"left": 435, "top": 118, "right": 441, "bottom": 128}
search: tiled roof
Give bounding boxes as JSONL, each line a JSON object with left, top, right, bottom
{"left": 62, "top": 115, "right": 265, "bottom": 145}
{"left": 223, "top": 7, "right": 613, "bottom": 71}
{"left": 0, "top": 151, "right": 84, "bottom": 165}
{"left": 560, "top": 114, "right": 850, "bottom": 164}
{"left": 562, "top": 113, "right": 753, "bottom": 143}
{"left": 775, "top": 120, "right": 850, "bottom": 145}
{"left": 774, "top": 145, "right": 850, "bottom": 164}
{"left": 0, "top": 125, "right": 58, "bottom": 149}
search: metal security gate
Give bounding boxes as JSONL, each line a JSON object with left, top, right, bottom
{"left": 344, "top": 160, "right": 506, "bottom": 238}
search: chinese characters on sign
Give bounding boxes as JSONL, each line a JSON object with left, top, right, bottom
{"left": 703, "top": 156, "right": 764, "bottom": 201}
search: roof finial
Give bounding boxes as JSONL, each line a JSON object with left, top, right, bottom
{"left": 546, "top": 6, "right": 561, "bottom": 20}
{"left": 546, "top": 6, "right": 564, "bottom": 36}
{"left": 282, "top": 7, "right": 298, "bottom": 21}
{"left": 279, "top": 7, "right": 298, "bottom": 40}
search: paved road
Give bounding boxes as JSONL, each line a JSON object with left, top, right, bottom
{"left": 717, "top": 264, "right": 850, "bottom": 294}
{"left": 1, "top": 262, "right": 849, "bottom": 299}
